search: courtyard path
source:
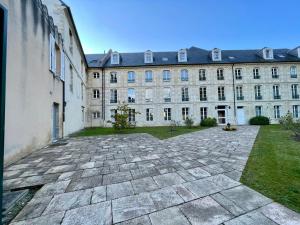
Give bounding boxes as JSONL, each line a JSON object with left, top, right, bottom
{"left": 4, "top": 126, "right": 300, "bottom": 225}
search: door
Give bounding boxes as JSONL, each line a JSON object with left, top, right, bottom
{"left": 217, "top": 110, "right": 226, "bottom": 124}
{"left": 52, "top": 103, "right": 59, "bottom": 141}
{"left": 237, "top": 107, "right": 246, "bottom": 125}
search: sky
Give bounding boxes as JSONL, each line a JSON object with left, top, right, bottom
{"left": 63, "top": 0, "right": 300, "bottom": 54}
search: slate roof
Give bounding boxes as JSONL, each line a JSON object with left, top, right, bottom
{"left": 85, "top": 46, "right": 300, "bottom": 68}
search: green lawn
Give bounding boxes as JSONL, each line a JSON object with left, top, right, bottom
{"left": 241, "top": 125, "right": 300, "bottom": 213}
{"left": 71, "top": 126, "right": 206, "bottom": 140}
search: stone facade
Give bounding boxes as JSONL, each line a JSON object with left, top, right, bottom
{"left": 87, "top": 61, "right": 300, "bottom": 126}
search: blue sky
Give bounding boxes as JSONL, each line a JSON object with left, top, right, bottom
{"left": 64, "top": 0, "right": 300, "bottom": 54}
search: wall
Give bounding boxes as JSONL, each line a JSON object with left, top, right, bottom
{"left": 1, "top": 0, "right": 63, "bottom": 165}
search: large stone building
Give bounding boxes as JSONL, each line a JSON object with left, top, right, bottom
{"left": 86, "top": 47, "right": 300, "bottom": 126}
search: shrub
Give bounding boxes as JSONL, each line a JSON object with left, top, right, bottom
{"left": 279, "top": 112, "right": 300, "bottom": 141}
{"left": 184, "top": 117, "right": 194, "bottom": 128}
{"left": 200, "top": 117, "right": 217, "bottom": 127}
{"left": 249, "top": 116, "right": 270, "bottom": 125}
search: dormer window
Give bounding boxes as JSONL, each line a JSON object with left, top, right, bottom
{"left": 263, "top": 48, "right": 273, "bottom": 60}
{"left": 212, "top": 48, "right": 222, "bottom": 61}
{"left": 178, "top": 49, "right": 187, "bottom": 62}
{"left": 298, "top": 47, "right": 300, "bottom": 58}
{"left": 111, "top": 51, "right": 120, "bottom": 65}
{"left": 144, "top": 50, "right": 153, "bottom": 63}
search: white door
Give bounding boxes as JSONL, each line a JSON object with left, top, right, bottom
{"left": 237, "top": 107, "right": 246, "bottom": 125}
{"left": 52, "top": 103, "right": 59, "bottom": 141}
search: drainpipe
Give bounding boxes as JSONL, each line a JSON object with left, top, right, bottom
{"left": 102, "top": 68, "right": 105, "bottom": 122}
{"left": 231, "top": 63, "right": 237, "bottom": 124}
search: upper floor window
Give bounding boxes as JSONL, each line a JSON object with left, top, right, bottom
{"left": 218, "top": 86, "right": 225, "bottom": 101}
{"left": 163, "top": 70, "right": 171, "bottom": 82}
{"left": 217, "top": 68, "right": 224, "bottom": 80}
{"left": 291, "top": 84, "right": 299, "bottom": 99}
{"left": 235, "top": 68, "right": 242, "bottom": 80}
{"left": 69, "top": 29, "right": 73, "bottom": 54}
{"left": 272, "top": 67, "right": 278, "bottom": 78}
{"left": 181, "top": 87, "right": 189, "bottom": 101}
{"left": 128, "top": 71, "right": 135, "bottom": 83}
{"left": 110, "top": 72, "right": 117, "bottom": 83}
{"left": 128, "top": 88, "right": 135, "bottom": 103}
{"left": 111, "top": 51, "right": 120, "bottom": 64}
{"left": 69, "top": 65, "right": 73, "bottom": 93}
{"left": 93, "top": 89, "right": 100, "bottom": 99}
{"left": 49, "top": 34, "right": 56, "bottom": 74}
{"left": 290, "top": 66, "right": 297, "bottom": 78}
{"left": 199, "top": 87, "right": 207, "bottom": 101}
{"left": 199, "top": 69, "right": 206, "bottom": 81}
{"left": 94, "top": 72, "right": 100, "bottom": 79}
{"left": 110, "top": 89, "right": 117, "bottom": 103}
{"left": 236, "top": 86, "right": 244, "bottom": 100}
{"left": 145, "top": 70, "right": 153, "bottom": 82}
{"left": 178, "top": 49, "right": 187, "bottom": 62}
{"left": 253, "top": 68, "right": 260, "bottom": 79}
{"left": 163, "top": 87, "right": 171, "bottom": 102}
{"left": 144, "top": 50, "right": 153, "bottom": 63}
{"left": 145, "top": 89, "right": 153, "bottom": 102}
{"left": 273, "top": 85, "right": 281, "bottom": 99}
{"left": 212, "top": 48, "right": 222, "bottom": 61}
{"left": 181, "top": 69, "right": 189, "bottom": 81}
{"left": 255, "top": 85, "right": 262, "bottom": 100}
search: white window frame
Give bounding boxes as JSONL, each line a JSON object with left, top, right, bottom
{"left": 144, "top": 50, "right": 153, "bottom": 63}
{"left": 182, "top": 107, "right": 189, "bottom": 120}
{"left": 164, "top": 108, "right": 171, "bottom": 121}
{"left": 290, "top": 66, "right": 297, "bottom": 77}
{"left": 255, "top": 106, "right": 262, "bottom": 116}
{"left": 110, "top": 89, "right": 117, "bottom": 103}
{"left": 212, "top": 48, "right": 222, "bottom": 61}
{"left": 145, "top": 88, "right": 153, "bottom": 102}
{"left": 218, "top": 86, "right": 225, "bottom": 100}
{"left": 49, "top": 34, "right": 56, "bottom": 74}
{"left": 235, "top": 68, "right": 242, "bottom": 79}
{"left": 93, "top": 111, "right": 100, "bottom": 119}
{"left": 253, "top": 68, "right": 259, "bottom": 79}
{"left": 110, "top": 72, "right": 117, "bottom": 83}
{"left": 199, "top": 87, "right": 207, "bottom": 101}
{"left": 163, "top": 70, "right": 171, "bottom": 81}
{"left": 163, "top": 87, "right": 171, "bottom": 102}
{"left": 217, "top": 68, "right": 224, "bottom": 80}
{"left": 93, "top": 72, "right": 100, "bottom": 79}
{"left": 181, "top": 87, "right": 189, "bottom": 102}
{"left": 111, "top": 52, "right": 120, "bottom": 64}
{"left": 292, "top": 84, "right": 298, "bottom": 98}
{"left": 274, "top": 105, "right": 281, "bottom": 119}
{"left": 145, "top": 70, "right": 153, "bottom": 82}
{"left": 178, "top": 49, "right": 187, "bottom": 62}
{"left": 199, "top": 69, "right": 206, "bottom": 81}
{"left": 146, "top": 108, "right": 154, "bottom": 121}
{"left": 293, "top": 105, "right": 299, "bottom": 118}
{"left": 181, "top": 69, "right": 189, "bottom": 81}
{"left": 128, "top": 88, "right": 136, "bottom": 103}
{"left": 93, "top": 89, "right": 100, "bottom": 99}
{"left": 200, "top": 107, "right": 208, "bottom": 121}
{"left": 128, "top": 71, "right": 135, "bottom": 83}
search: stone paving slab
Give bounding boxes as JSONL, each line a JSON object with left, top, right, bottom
{"left": 5, "top": 126, "right": 300, "bottom": 225}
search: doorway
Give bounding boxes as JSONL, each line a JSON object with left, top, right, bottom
{"left": 52, "top": 103, "right": 59, "bottom": 141}
{"left": 237, "top": 106, "right": 246, "bottom": 125}
{"left": 217, "top": 106, "right": 226, "bottom": 124}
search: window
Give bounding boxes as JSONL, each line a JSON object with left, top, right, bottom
{"left": 69, "top": 29, "right": 73, "bottom": 54}
{"left": 265, "top": 49, "right": 270, "bottom": 58}
{"left": 164, "top": 108, "right": 171, "bottom": 121}
{"left": 291, "top": 84, "right": 299, "bottom": 99}
{"left": 128, "top": 109, "right": 135, "bottom": 122}
{"left": 273, "top": 85, "right": 280, "bottom": 99}
{"left": 181, "top": 69, "right": 189, "bottom": 81}
{"left": 181, "top": 87, "right": 189, "bottom": 101}
{"left": 111, "top": 52, "right": 119, "bottom": 64}
{"left": 178, "top": 49, "right": 187, "bottom": 62}
{"left": 200, "top": 107, "right": 208, "bottom": 121}
{"left": 110, "top": 89, "right": 117, "bottom": 103}
{"left": 69, "top": 65, "right": 73, "bottom": 93}
{"left": 199, "top": 69, "right": 206, "bottom": 81}
{"left": 94, "top": 72, "right": 100, "bottom": 79}
{"left": 145, "top": 89, "right": 153, "bottom": 102}
{"left": 163, "top": 70, "right": 171, "bottom": 81}
{"left": 144, "top": 50, "right": 153, "bottom": 63}
{"left": 146, "top": 108, "right": 154, "bottom": 121}
{"left": 218, "top": 86, "right": 225, "bottom": 101}
{"left": 93, "top": 89, "right": 100, "bottom": 99}
{"left": 217, "top": 68, "right": 224, "bottom": 80}
{"left": 93, "top": 111, "right": 100, "bottom": 119}
{"left": 199, "top": 87, "right": 207, "bottom": 101}
{"left": 290, "top": 66, "right": 297, "bottom": 78}
{"left": 182, "top": 107, "right": 189, "bottom": 120}
{"left": 110, "top": 72, "right": 117, "bottom": 83}
{"left": 128, "top": 88, "right": 135, "bottom": 103}
{"left": 255, "top": 85, "right": 262, "bottom": 100}
{"left": 128, "top": 71, "right": 135, "bottom": 83}
{"left": 145, "top": 70, "right": 153, "bottom": 82}
{"left": 235, "top": 68, "right": 242, "bottom": 80}
{"left": 49, "top": 34, "right": 56, "bottom": 73}
{"left": 236, "top": 86, "right": 244, "bottom": 100}
{"left": 163, "top": 87, "right": 171, "bottom": 102}
{"left": 255, "top": 106, "right": 262, "bottom": 116}
{"left": 212, "top": 48, "right": 221, "bottom": 61}
{"left": 110, "top": 109, "right": 117, "bottom": 122}
{"left": 293, "top": 105, "right": 299, "bottom": 118}
{"left": 274, "top": 105, "right": 281, "bottom": 119}
{"left": 272, "top": 67, "right": 278, "bottom": 78}
{"left": 253, "top": 68, "right": 260, "bottom": 79}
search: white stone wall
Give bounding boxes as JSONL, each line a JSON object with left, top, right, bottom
{"left": 87, "top": 62, "right": 300, "bottom": 126}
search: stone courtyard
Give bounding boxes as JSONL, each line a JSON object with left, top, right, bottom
{"left": 4, "top": 126, "right": 300, "bottom": 225}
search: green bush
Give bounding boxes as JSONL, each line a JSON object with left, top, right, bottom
{"left": 249, "top": 116, "right": 270, "bottom": 125}
{"left": 184, "top": 117, "right": 194, "bottom": 128}
{"left": 200, "top": 117, "right": 217, "bottom": 127}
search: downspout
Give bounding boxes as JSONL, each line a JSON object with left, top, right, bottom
{"left": 102, "top": 68, "right": 105, "bottom": 122}
{"left": 231, "top": 63, "right": 237, "bottom": 124}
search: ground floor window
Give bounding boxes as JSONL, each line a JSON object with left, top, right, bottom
{"left": 255, "top": 106, "right": 262, "bottom": 116}
{"left": 128, "top": 109, "right": 135, "bottom": 122}
{"left": 182, "top": 107, "right": 189, "bottom": 120}
{"left": 293, "top": 105, "right": 299, "bottom": 118}
{"left": 200, "top": 107, "right": 207, "bottom": 121}
{"left": 164, "top": 108, "right": 171, "bottom": 121}
{"left": 274, "top": 105, "right": 281, "bottom": 119}
{"left": 93, "top": 111, "right": 100, "bottom": 119}
{"left": 110, "top": 109, "right": 117, "bottom": 122}
{"left": 146, "top": 108, "right": 153, "bottom": 121}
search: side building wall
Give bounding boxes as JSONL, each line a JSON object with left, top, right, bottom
{"left": 1, "top": 0, "right": 64, "bottom": 165}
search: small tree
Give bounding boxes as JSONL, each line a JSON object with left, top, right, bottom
{"left": 108, "top": 102, "right": 139, "bottom": 131}
{"left": 184, "top": 117, "right": 194, "bottom": 129}
{"left": 279, "top": 112, "right": 300, "bottom": 141}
